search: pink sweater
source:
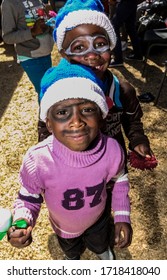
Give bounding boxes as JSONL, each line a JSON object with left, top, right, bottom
{"left": 13, "top": 133, "right": 131, "bottom": 238}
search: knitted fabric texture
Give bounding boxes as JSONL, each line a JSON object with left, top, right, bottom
{"left": 14, "top": 134, "right": 131, "bottom": 237}
{"left": 53, "top": 0, "right": 116, "bottom": 51}
{"left": 40, "top": 58, "right": 109, "bottom": 121}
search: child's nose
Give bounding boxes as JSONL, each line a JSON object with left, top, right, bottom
{"left": 84, "top": 52, "right": 100, "bottom": 62}
{"left": 69, "top": 109, "right": 85, "bottom": 128}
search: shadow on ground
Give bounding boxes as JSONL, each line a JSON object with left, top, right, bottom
{"left": 0, "top": 42, "right": 24, "bottom": 119}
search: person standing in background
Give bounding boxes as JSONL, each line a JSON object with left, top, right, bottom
{"left": 1, "top": 0, "right": 54, "bottom": 141}
{"left": 110, "top": 0, "right": 143, "bottom": 67}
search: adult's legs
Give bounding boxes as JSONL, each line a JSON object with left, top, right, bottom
{"left": 111, "top": 1, "right": 136, "bottom": 63}
{"left": 111, "top": 1, "right": 142, "bottom": 63}
{"left": 111, "top": 9, "right": 124, "bottom": 63}
{"left": 125, "top": 5, "right": 143, "bottom": 58}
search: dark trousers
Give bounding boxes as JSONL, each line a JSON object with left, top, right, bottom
{"left": 21, "top": 55, "right": 52, "bottom": 142}
{"left": 56, "top": 203, "right": 114, "bottom": 259}
{"left": 20, "top": 54, "right": 52, "bottom": 101}
{"left": 112, "top": 0, "right": 142, "bottom": 62}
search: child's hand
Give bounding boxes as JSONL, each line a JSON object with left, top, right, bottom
{"left": 134, "top": 143, "right": 153, "bottom": 158}
{"left": 31, "top": 18, "right": 49, "bottom": 37}
{"left": 114, "top": 222, "right": 133, "bottom": 248}
{"left": 7, "top": 226, "right": 32, "bottom": 248}
{"left": 128, "top": 148, "right": 158, "bottom": 170}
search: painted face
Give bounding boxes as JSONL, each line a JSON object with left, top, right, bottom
{"left": 61, "top": 24, "right": 111, "bottom": 80}
{"left": 64, "top": 34, "right": 110, "bottom": 56}
{"left": 46, "top": 98, "right": 103, "bottom": 152}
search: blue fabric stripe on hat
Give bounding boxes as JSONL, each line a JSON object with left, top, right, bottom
{"left": 40, "top": 58, "right": 104, "bottom": 102}
{"left": 55, "top": 0, "right": 104, "bottom": 29}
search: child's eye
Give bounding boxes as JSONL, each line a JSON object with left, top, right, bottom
{"left": 95, "top": 42, "right": 105, "bottom": 48}
{"left": 82, "top": 107, "right": 97, "bottom": 114}
{"left": 56, "top": 110, "right": 67, "bottom": 115}
{"left": 94, "top": 38, "right": 109, "bottom": 49}
{"left": 51, "top": 109, "right": 70, "bottom": 120}
{"left": 72, "top": 43, "right": 85, "bottom": 53}
{"left": 57, "top": 109, "right": 71, "bottom": 117}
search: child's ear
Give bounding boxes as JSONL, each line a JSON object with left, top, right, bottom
{"left": 60, "top": 50, "right": 70, "bottom": 61}
{"left": 60, "top": 50, "right": 66, "bottom": 58}
{"left": 46, "top": 118, "right": 52, "bottom": 133}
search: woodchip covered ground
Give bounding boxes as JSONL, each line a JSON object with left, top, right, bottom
{"left": 0, "top": 41, "right": 167, "bottom": 260}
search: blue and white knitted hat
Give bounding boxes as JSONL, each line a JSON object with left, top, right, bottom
{"left": 53, "top": 0, "right": 116, "bottom": 51}
{"left": 40, "top": 59, "right": 109, "bottom": 121}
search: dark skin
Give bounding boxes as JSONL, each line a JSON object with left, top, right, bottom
{"left": 60, "top": 24, "right": 111, "bottom": 81}
{"left": 46, "top": 99, "right": 102, "bottom": 151}
{"left": 7, "top": 223, "right": 132, "bottom": 249}
{"left": 8, "top": 99, "right": 132, "bottom": 249}
{"left": 31, "top": 18, "right": 50, "bottom": 38}
{"left": 60, "top": 24, "right": 153, "bottom": 158}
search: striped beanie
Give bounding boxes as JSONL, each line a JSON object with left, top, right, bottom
{"left": 53, "top": 0, "right": 116, "bottom": 51}
{"left": 40, "top": 59, "right": 109, "bottom": 122}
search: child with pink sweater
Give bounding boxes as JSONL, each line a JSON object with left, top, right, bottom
{"left": 8, "top": 59, "right": 132, "bottom": 260}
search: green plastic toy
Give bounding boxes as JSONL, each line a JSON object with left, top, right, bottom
{"left": 0, "top": 207, "right": 27, "bottom": 240}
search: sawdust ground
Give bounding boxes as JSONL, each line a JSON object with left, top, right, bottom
{"left": 0, "top": 41, "right": 167, "bottom": 260}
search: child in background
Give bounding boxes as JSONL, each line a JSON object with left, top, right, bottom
{"left": 53, "top": 0, "right": 155, "bottom": 167}
{"left": 1, "top": 0, "right": 54, "bottom": 141}
{"left": 7, "top": 59, "right": 132, "bottom": 260}
{"left": 1, "top": 0, "right": 54, "bottom": 98}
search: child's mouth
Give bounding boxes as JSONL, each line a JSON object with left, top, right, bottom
{"left": 91, "top": 65, "right": 103, "bottom": 71}
{"left": 95, "top": 65, "right": 101, "bottom": 70}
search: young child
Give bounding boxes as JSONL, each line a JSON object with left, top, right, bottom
{"left": 7, "top": 59, "right": 132, "bottom": 260}
{"left": 53, "top": 0, "right": 155, "bottom": 168}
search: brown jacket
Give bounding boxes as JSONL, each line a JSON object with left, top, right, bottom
{"left": 102, "top": 70, "right": 150, "bottom": 156}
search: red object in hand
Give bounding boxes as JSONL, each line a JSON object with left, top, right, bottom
{"left": 37, "top": 8, "right": 45, "bottom": 16}
{"left": 128, "top": 151, "right": 158, "bottom": 170}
